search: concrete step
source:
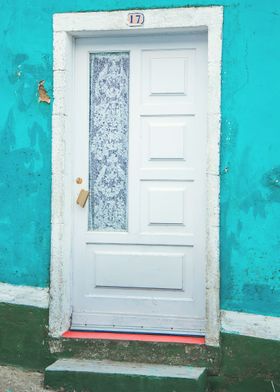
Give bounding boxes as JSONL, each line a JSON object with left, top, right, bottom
{"left": 49, "top": 336, "right": 220, "bottom": 373}
{"left": 45, "top": 358, "right": 207, "bottom": 392}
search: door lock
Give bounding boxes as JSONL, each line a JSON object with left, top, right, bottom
{"left": 76, "top": 189, "right": 89, "bottom": 208}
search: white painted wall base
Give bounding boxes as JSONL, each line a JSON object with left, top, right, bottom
{"left": 221, "top": 310, "right": 280, "bottom": 342}
{"left": 0, "top": 283, "right": 49, "bottom": 309}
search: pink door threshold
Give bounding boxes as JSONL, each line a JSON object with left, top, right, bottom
{"left": 62, "top": 331, "right": 205, "bottom": 345}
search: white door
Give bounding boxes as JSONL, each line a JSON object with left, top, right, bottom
{"left": 72, "top": 32, "right": 207, "bottom": 335}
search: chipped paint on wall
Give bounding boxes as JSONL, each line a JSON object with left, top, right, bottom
{"left": 38, "top": 80, "right": 51, "bottom": 104}
{"left": 0, "top": 0, "right": 279, "bottom": 316}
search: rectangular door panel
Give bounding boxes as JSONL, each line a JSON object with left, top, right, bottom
{"left": 140, "top": 181, "right": 195, "bottom": 235}
{"left": 94, "top": 251, "right": 184, "bottom": 290}
{"left": 72, "top": 243, "right": 205, "bottom": 333}
{"left": 141, "top": 49, "right": 196, "bottom": 114}
{"left": 141, "top": 116, "right": 196, "bottom": 170}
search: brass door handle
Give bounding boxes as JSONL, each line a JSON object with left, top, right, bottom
{"left": 76, "top": 189, "right": 89, "bottom": 208}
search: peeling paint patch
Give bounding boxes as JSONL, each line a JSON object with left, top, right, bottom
{"left": 38, "top": 80, "right": 51, "bottom": 104}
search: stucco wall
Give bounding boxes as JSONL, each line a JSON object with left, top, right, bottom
{"left": 0, "top": 0, "right": 279, "bottom": 317}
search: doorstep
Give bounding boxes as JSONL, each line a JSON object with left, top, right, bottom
{"left": 47, "top": 330, "right": 220, "bottom": 374}
{"left": 45, "top": 358, "right": 207, "bottom": 392}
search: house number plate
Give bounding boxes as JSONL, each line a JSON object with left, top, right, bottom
{"left": 127, "top": 12, "right": 145, "bottom": 27}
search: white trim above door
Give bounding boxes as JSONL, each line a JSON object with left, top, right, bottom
{"left": 49, "top": 6, "right": 223, "bottom": 346}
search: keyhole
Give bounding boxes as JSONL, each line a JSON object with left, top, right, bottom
{"left": 76, "top": 177, "right": 83, "bottom": 184}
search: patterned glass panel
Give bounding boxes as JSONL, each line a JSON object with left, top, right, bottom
{"left": 88, "top": 52, "right": 129, "bottom": 231}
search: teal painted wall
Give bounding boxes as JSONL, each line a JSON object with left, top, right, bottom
{"left": 0, "top": 0, "right": 279, "bottom": 316}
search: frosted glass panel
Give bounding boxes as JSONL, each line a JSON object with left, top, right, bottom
{"left": 88, "top": 52, "right": 129, "bottom": 231}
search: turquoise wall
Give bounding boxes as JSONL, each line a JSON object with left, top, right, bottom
{"left": 0, "top": 0, "right": 279, "bottom": 316}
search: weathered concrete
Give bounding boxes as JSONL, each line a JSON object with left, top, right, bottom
{"left": 0, "top": 365, "right": 55, "bottom": 392}
{"left": 50, "top": 337, "right": 220, "bottom": 374}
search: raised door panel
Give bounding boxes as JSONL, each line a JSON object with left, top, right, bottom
{"left": 141, "top": 49, "right": 196, "bottom": 115}
{"left": 140, "top": 181, "right": 194, "bottom": 236}
{"left": 140, "top": 116, "right": 197, "bottom": 171}
{"left": 81, "top": 244, "right": 195, "bottom": 302}
{"left": 94, "top": 251, "right": 184, "bottom": 290}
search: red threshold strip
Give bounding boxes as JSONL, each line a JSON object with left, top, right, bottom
{"left": 62, "top": 330, "right": 205, "bottom": 345}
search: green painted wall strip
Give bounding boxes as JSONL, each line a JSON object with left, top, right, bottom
{"left": 0, "top": 303, "right": 280, "bottom": 389}
{"left": 208, "top": 333, "right": 280, "bottom": 390}
{"left": 219, "top": 333, "right": 280, "bottom": 381}
{"left": 0, "top": 303, "right": 52, "bottom": 370}
{"left": 209, "top": 377, "right": 280, "bottom": 392}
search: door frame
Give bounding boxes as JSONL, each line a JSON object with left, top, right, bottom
{"left": 49, "top": 6, "right": 223, "bottom": 346}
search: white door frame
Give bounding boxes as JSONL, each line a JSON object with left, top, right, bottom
{"left": 49, "top": 6, "right": 223, "bottom": 346}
